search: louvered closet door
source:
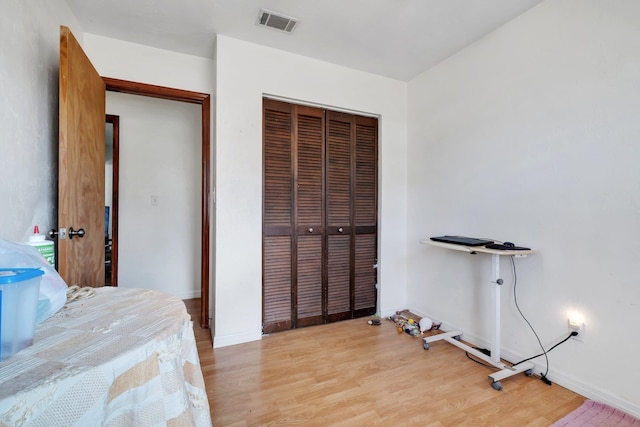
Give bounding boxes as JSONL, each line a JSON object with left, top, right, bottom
{"left": 352, "top": 115, "right": 378, "bottom": 315}
{"left": 295, "top": 106, "right": 325, "bottom": 328}
{"left": 326, "top": 112, "right": 352, "bottom": 321}
{"left": 263, "top": 99, "right": 377, "bottom": 333}
{"left": 263, "top": 100, "right": 325, "bottom": 333}
{"left": 326, "top": 111, "right": 378, "bottom": 321}
{"left": 263, "top": 100, "right": 294, "bottom": 333}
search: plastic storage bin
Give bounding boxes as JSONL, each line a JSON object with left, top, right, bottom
{"left": 0, "top": 268, "right": 44, "bottom": 361}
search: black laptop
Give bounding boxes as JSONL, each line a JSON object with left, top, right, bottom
{"left": 430, "top": 235, "right": 494, "bottom": 246}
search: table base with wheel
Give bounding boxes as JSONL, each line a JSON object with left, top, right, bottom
{"left": 420, "top": 240, "right": 537, "bottom": 390}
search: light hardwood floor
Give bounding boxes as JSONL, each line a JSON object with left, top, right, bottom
{"left": 185, "top": 300, "right": 584, "bottom": 426}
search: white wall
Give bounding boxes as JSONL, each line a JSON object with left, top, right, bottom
{"left": 407, "top": 0, "right": 640, "bottom": 415}
{"left": 214, "top": 35, "right": 408, "bottom": 347}
{"left": 0, "top": 0, "right": 82, "bottom": 241}
{"left": 83, "top": 34, "right": 215, "bottom": 94}
{"left": 106, "top": 92, "right": 201, "bottom": 299}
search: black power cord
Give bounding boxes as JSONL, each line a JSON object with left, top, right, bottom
{"left": 509, "top": 256, "right": 550, "bottom": 383}
{"left": 465, "top": 348, "right": 496, "bottom": 369}
{"left": 512, "top": 331, "right": 577, "bottom": 368}
{"left": 465, "top": 329, "right": 578, "bottom": 382}
{"left": 510, "top": 256, "right": 574, "bottom": 386}
{"left": 465, "top": 253, "right": 577, "bottom": 384}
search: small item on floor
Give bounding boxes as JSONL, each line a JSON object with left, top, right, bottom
{"left": 367, "top": 318, "right": 381, "bottom": 326}
{"left": 388, "top": 311, "right": 419, "bottom": 336}
{"left": 387, "top": 310, "right": 442, "bottom": 337}
{"left": 419, "top": 317, "right": 442, "bottom": 333}
{"left": 420, "top": 317, "right": 432, "bottom": 331}
{"left": 406, "top": 326, "right": 420, "bottom": 336}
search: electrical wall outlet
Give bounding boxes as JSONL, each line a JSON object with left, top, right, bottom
{"left": 568, "top": 319, "right": 585, "bottom": 342}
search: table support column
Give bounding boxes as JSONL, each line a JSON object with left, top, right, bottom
{"left": 491, "top": 254, "right": 501, "bottom": 364}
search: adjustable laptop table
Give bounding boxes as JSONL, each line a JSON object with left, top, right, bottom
{"left": 420, "top": 239, "right": 538, "bottom": 390}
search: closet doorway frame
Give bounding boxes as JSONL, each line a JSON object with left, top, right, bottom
{"left": 262, "top": 97, "right": 379, "bottom": 333}
{"left": 103, "top": 77, "right": 211, "bottom": 329}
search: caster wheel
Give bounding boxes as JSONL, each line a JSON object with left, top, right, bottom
{"left": 491, "top": 381, "right": 503, "bottom": 391}
{"left": 525, "top": 369, "right": 533, "bottom": 377}
{"left": 454, "top": 335, "right": 461, "bottom": 341}
{"left": 423, "top": 342, "right": 430, "bottom": 350}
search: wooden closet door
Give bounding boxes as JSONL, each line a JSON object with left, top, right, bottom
{"left": 294, "top": 106, "right": 325, "bottom": 328}
{"left": 326, "top": 112, "right": 378, "bottom": 321}
{"left": 263, "top": 100, "right": 294, "bottom": 333}
{"left": 263, "top": 99, "right": 325, "bottom": 333}
{"left": 326, "top": 111, "right": 353, "bottom": 321}
{"left": 353, "top": 116, "right": 378, "bottom": 316}
{"left": 263, "top": 99, "right": 377, "bottom": 333}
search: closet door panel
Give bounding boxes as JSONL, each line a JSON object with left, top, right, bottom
{"left": 297, "top": 235, "right": 323, "bottom": 327}
{"left": 295, "top": 107, "right": 324, "bottom": 327}
{"left": 326, "top": 112, "right": 353, "bottom": 319}
{"left": 296, "top": 112, "right": 324, "bottom": 226}
{"left": 353, "top": 116, "right": 378, "bottom": 315}
{"left": 354, "top": 234, "right": 377, "bottom": 314}
{"left": 263, "top": 236, "right": 292, "bottom": 333}
{"left": 263, "top": 100, "right": 294, "bottom": 333}
{"left": 354, "top": 118, "right": 378, "bottom": 227}
{"left": 327, "top": 235, "right": 350, "bottom": 320}
{"left": 263, "top": 106, "right": 293, "bottom": 229}
{"left": 326, "top": 116, "right": 352, "bottom": 227}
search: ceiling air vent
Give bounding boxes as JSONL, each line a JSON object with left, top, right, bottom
{"left": 257, "top": 9, "right": 298, "bottom": 33}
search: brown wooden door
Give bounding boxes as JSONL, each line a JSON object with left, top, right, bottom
{"left": 294, "top": 106, "right": 325, "bottom": 328}
{"left": 352, "top": 115, "right": 378, "bottom": 316}
{"left": 263, "top": 99, "right": 377, "bottom": 333}
{"left": 326, "top": 111, "right": 352, "bottom": 322}
{"left": 263, "top": 100, "right": 295, "bottom": 332}
{"left": 58, "top": 26, "right": 106, "bottom": 286}
{"left": 262, "top": 100, "right": 325, "bottom": 332}
{"left": 326, "top": 111, "right": 378, "bottom": 321}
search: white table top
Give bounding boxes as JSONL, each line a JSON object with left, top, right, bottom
{"left": 0, "top": 287, "right": 212, "bottom": 427}
{"left": 421, "top": 239, "right": 538, "bottom": 256}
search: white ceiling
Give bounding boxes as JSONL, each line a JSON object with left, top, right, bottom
{"left": 64, "top": 0, "right": 544, "bottom": 81}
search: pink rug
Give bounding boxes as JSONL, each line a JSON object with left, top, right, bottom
{"left": 552, "top": 400, "right": 640, "bottom": 426}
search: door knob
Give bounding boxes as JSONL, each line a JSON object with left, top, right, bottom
{"left": 338, "top": 227, "right": 344, "bottom": 233}
{"left": 308, "top": 228, "right": 314, "bottom": 233}
{"left": 48, "top": 229, "right": 58, "bottom": 239}
{"left": 68, "top": 227, "right": 85, "bottom": 239}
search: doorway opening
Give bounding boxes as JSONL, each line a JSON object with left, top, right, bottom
{"left": 103, "top": 77, "right": 211, "bottom": 329}
{"left": 105, "top": 114, "right": 119, "bottom": 286}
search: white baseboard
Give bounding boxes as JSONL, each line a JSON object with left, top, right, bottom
{"left": 176, "top": 290, "right": 201, "bottom": 300}
{"left": 380, "top": 305, "right": 413, "bottom": 319}
{"left": 213, "top": 330, "right": 262, "bottom": 348}
{"left": 408, "top": 307, "right": 640, "bottom": 419}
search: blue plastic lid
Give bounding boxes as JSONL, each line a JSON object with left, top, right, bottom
{"left": 0, "top": 268, "right": 44, "bottom": 284}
